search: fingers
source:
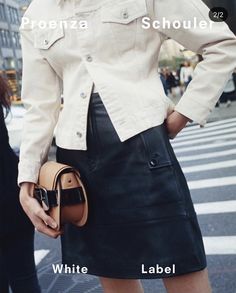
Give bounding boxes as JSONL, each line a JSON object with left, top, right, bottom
{"left": 35, "top": 208, "right": 57, "bottom": 229}
{"left": 33, "top": 208, "right": 62, "bottom": 238}
{"left": 35, "top": 221, "right": 62, "bottom": 238}
{"left": 19, "top": 189, "right": 62, "bottom": 238}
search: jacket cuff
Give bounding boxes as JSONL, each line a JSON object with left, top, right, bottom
{"left": 174, "top": 97, "right": 212, "bottom": 127}
{"left": 17, "top": 161, "right": 42, "bottom": 187}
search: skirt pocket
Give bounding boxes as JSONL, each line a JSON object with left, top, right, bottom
{"left": 138, "top": 123, "right": 185, "bottom": 206}
{"left": 90, "top": 123, "right": 188, "bottom": 226}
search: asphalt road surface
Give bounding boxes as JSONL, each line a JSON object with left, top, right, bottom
{"left": 34, "top": 117, "right": 236, "bottom": 293}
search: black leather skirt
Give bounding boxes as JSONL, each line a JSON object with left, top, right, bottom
{"left": 56, "top": 92, "right": 207, "bottom": 279}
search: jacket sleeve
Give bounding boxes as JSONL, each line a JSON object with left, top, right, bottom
{"left": 152, "top": 0, "right": 236, "bottom": 125}
{"left": 17, "top": 22, "right": 61, "bottom": 186}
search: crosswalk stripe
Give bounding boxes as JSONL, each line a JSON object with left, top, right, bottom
{"left": 182, "top": 159, "right": 236, "bottom": 173}
{"left": 182, "top": 117, "right": 236, "bottom": 133}
{"left": 188, "top": 176, "right": 236, "bottom": 189}
{"left": 173, "top": 140, "right": 236, "bottom": 154}
{"left": 34, "top": 249, "right": 50, "bottom": 266}
{"left": 178, "top": 121, "right": 236, "bottom": 138}
{"left": 194, "top": 200, "right": 236, "bottom": 215}
{"left": 203, "top": 236, "right": 236, "bottom": 255}
{"left": 178, "top": 149, "right": 236, "bottom": 162}
{"left": 172, "top": 133, "right": 236, "bottom": 147}
{"left": 174, "top": 127, "right": 236, "bottom": 142}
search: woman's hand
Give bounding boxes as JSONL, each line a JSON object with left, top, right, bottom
{"left": 19, "top": 182, "right": 62, "bottom": 238}
{"left": 165, "top": 111, "right": 191, "bottom": 139}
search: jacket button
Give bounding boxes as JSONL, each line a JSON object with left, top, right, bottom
{"left": 44, "top": 39, "right": 49, "bottom": 45}
{"left": 122, "top": 11, "right": 129, "bottom": 19}
{"left": 76, "top": 131, "right": 82, "bottom": 138}
{"left": 149, "top": 158, "right": 158, "bottom": 167}
{"left": 80, "top": 92, "right": 87, "bottom": 98}
{"left": 86, "top": 55, "right": 93, "bottom": 62}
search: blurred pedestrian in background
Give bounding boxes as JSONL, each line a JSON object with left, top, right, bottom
{"left": 159, "top": 67, "right": 181, "bottom": 98}
{"left": 177, "top": 63, "right": 184, "bottom": 95}
{"left": 216, "top": 73, "right": 235, "bottom": 108}
{"left": 180, "top": 61, "right": 194, "bottom": 90}
{"left": 159, "top": 68, "right": 168, "bottom": 95}
{"left": 165, "top": 68, "right": 178, "bottom": 97}
{"left": 233, "top": 68, "right": 236, "bottom": 91}
{"left": 0, "top": 75, "right": 41, "bottom": 293}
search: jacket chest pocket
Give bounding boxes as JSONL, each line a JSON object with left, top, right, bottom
{"left": 32, "top": 25, "right": 66, "bottom": 68}
{"left": 33, "top": 25, "right": 65, "bottom": 50}
{"left": 101, "top": 0, "right": 147, "bottom": 54}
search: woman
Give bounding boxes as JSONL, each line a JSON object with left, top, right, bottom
{"left": 18, "top": 0, "right": 236, "bottom": 292}
{"left": 216, "top": 74, "right": 235, "bottom": 107}
{"left": 0, "top": 75, "right": 41, "bottom": 293}
{"left": 180, "top": 61, "right": 194, "bottom": 91}
{"left": 165, "top": 68, "right": 177, "bottom": 97}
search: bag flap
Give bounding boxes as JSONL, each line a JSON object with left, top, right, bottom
{"left": 38, "top": 161, "right": 77, "bottom": 190}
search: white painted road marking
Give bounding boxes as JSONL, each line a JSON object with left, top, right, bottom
{"left": 178, "top": 148, "right": 236, "bottom": 162}
{"left": 175, "top": 119, "right": 236, "bottom": 257}
{"left": 172, "top": 133, "right": 236, "bottom": 147}
{"left": 182, "top": 160, "right": 236, "bottom": 174}
{"left": 203, "top": 236, "right": 236, "bottom": 255}
{"left": 173, "top": 140, "right": 236, "bottom": 154}
{"left": 176, "top": 127, "right": 236, "bottom": 142}
{"left": 194, "top": 200, "right": 236, "bottom": 215}
{"left": 188, "top": 176, "right": 236, "bottom": 189}
{"left": 181, "top": 117, "right": 236, "bottom": 133}
{"left": 178, "top": 121, "right": 236, "bottom": 137}
{"left": 34, "top": 250, "right": 50, "bottom": 266}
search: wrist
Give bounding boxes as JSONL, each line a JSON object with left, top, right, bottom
{"left": 20, "top": 182, "right": 35, "bottom": 193}
{"left": 173, "top": 111, "right": 191, "bottom": 123}
{"left": 165, "top": 110, "right": 189, "bottom": 139}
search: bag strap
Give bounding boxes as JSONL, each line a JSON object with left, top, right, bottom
{"left": 34, "top": 186, "right": 85, "bottom": 210}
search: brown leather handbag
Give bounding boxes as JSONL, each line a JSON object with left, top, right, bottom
{"left": 33, "top": 161, "right": 88, "bottom": 231}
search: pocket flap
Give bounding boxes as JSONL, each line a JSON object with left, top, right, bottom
{"left": 101, "top": 0, "right": 147, "bottom": 24}
{"left": 33, "top": 26, "right": 64, "bottom": 49}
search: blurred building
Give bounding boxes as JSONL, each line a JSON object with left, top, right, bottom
{"left": 0, "top": 0, "right": 29, "bottom": 99}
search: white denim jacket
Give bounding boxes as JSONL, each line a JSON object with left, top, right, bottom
{"left": 17, "top": 0, "right": 236, "bottom": 185}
